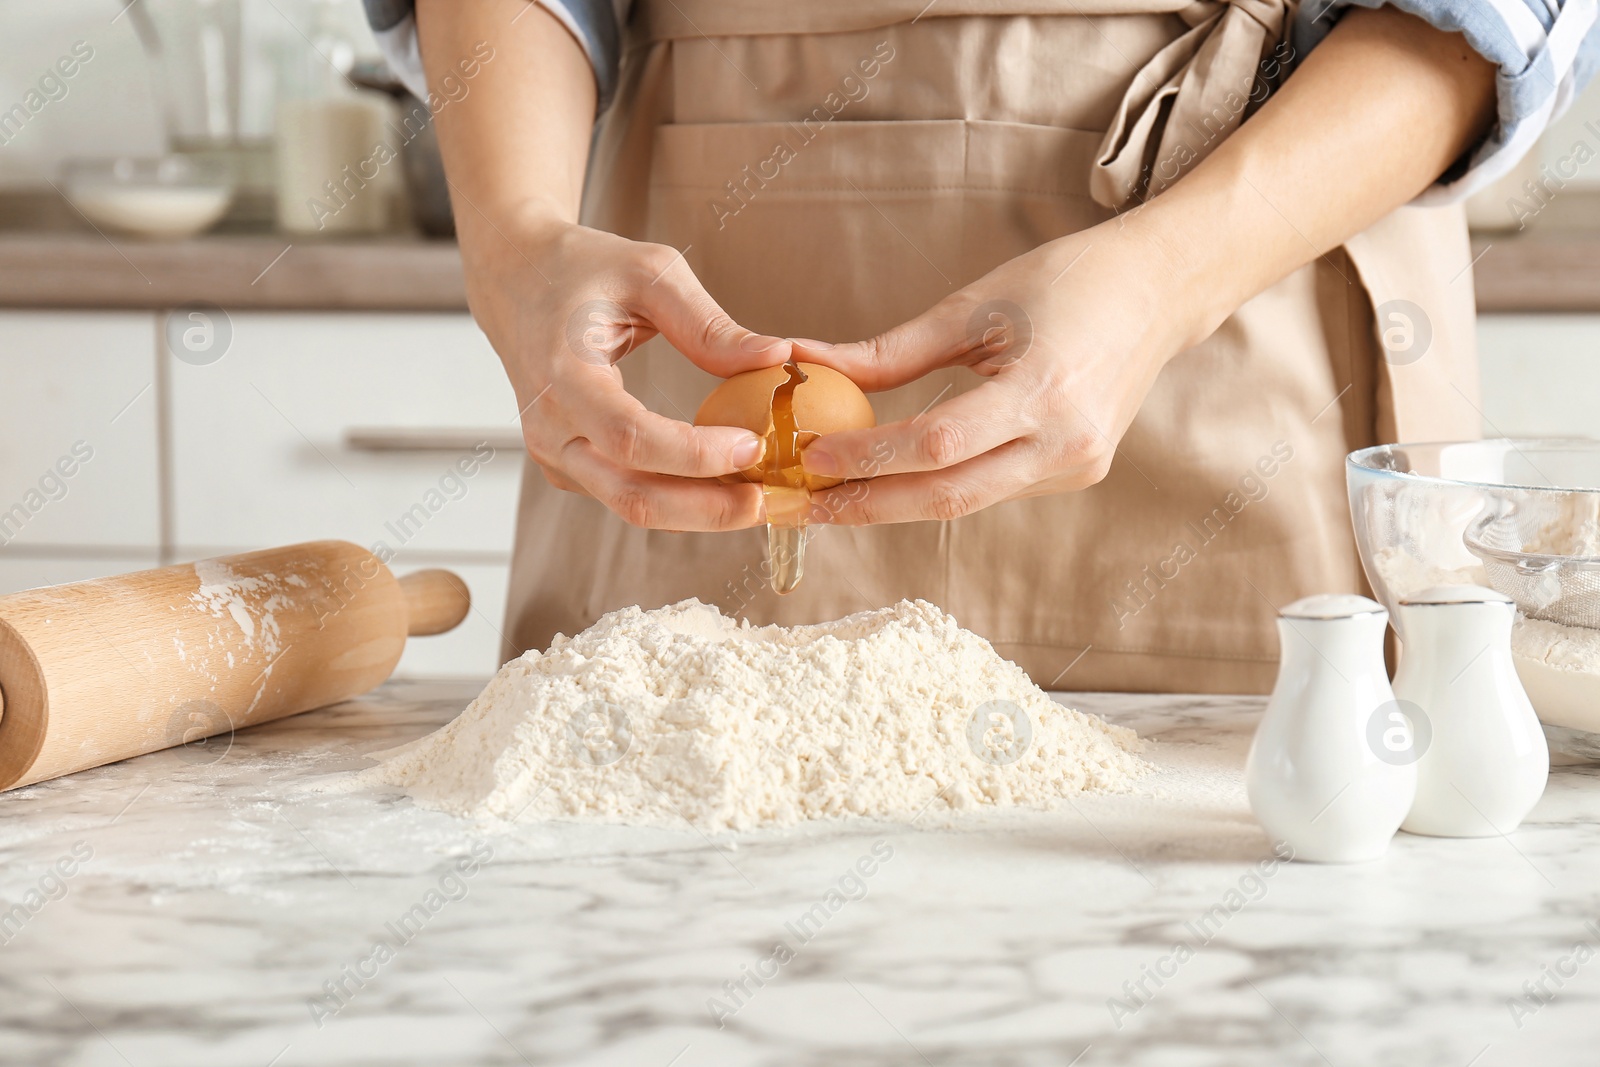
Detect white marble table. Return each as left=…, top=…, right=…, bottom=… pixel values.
left=2, top=682, right=1598, bottom=1067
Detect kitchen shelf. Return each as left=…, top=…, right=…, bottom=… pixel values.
left=1470, top=232, right=1600, bottom=313
left=0, top=232, right=467, bottom=312
left=2, top=221, right=1599, bottom=314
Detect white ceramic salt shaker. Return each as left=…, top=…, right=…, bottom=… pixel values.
left=1245, top=594, right=1415, bottom=862
left=1394, top=585, right=1549, bottom=837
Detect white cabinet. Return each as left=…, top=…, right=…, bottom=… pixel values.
left=0, top=553, right=162, bottom=594
left=0, top=310, right=521, bottom=679
left=1477, top=314, right=1600, bottom=438
left=167, top=312, right=522, bottom=557
left=165, top=312, right=522, bottom=678
left=395, top=562, right=513, bottom=678
left=0, top=311, right=161, bottom=550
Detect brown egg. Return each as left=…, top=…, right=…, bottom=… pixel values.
left=694, top=361, right=875, bottom=489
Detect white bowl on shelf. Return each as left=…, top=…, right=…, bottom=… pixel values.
left=60, top=156, right=234, bottom=239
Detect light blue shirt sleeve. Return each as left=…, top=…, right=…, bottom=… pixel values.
left=1295, top=0, right=1600, bottom=202
left=361, top=0, right=628, bottom=110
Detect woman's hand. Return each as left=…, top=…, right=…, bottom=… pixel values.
left=796, top=217, right=1214, bottom=524
left=418, top=0, right=789, bottom=532
left=466, top=215, right=791, bottom=531
left=797, top=3, right=1495, bottom=527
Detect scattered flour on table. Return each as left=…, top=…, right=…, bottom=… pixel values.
left=357, top=599, right=1149, bottom=830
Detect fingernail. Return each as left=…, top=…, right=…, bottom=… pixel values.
left=801, top=447, right=837, bottom=477
left=788, top=337, right=835, bottom=350
left=732, top=434, right=765, bottom=468
left=740, top=334, right=787, bottom=353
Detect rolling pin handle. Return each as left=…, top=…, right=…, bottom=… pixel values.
left=398, top=569, right=472, bottom=636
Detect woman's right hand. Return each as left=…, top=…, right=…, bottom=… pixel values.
left=417, top=0, right=786, bottom=530
left=463, top=214, right=791, bottom=531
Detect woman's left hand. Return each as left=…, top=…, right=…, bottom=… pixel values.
left=796, top=216, right=1221, bottom=525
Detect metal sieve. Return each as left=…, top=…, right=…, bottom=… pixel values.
left=1464, top=498, right=1600, bottom=629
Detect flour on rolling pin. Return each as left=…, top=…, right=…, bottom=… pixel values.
left=179, top=561, right=300, bottom=710
left=188, top=560, right=297, bottom=651
left=0, top=542, right=470, bottom=792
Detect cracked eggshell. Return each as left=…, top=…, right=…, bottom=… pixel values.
left=693, top=362, right=875, bottom=489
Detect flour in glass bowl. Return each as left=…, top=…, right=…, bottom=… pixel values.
left=1526, top=493, right=1600, bottom=557
left=359, top=599, right=1149, bottom=830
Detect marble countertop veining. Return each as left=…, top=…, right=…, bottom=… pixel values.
left=1, top=681, right=1599, bottom=1067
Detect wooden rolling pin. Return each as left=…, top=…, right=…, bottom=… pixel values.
left=0, top=541, right=470, bottom=792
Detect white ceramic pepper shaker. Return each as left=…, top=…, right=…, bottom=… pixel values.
left=1245, top=594, right=1416, bottom=862
left=1395, top=585, right=1549, bottom=837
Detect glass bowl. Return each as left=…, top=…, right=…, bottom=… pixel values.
left=1348, top=439, right=1600, bottom=753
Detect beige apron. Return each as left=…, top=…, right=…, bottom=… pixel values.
left=503, top=0, right=1482, bottom=693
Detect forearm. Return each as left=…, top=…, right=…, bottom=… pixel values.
left=407, top=1, right=781, bottom=532
left=1136, top=5, right=1497, bottom=346
left=414, top=0, right=595, bottom=243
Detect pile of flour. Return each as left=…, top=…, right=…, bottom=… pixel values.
left=360, top=599, right=1148, bottom=830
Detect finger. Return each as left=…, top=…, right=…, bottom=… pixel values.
left=561, top=298, right=661, bottom=368
left=790, top=295, right=977, bottom=392
left=801, top=378, right=1024, bottom=480
left=561, top=438, right=765, bottom=532
left=536, top=462, right=585, bottom=495
left=636, top=251, right=792, bottom=376
left=810, top=442, right=1067, bottom=526
left=571, top=375, right=766, bottom=477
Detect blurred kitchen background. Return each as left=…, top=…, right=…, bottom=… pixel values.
left=2, top=1, right=1600, bottom=679
left=0, top=0, right=518, bottom=678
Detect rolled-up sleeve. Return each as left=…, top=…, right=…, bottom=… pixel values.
left=1294, top=0, right=1600, bottom=203
left=361, top=0, right=627, bottom=110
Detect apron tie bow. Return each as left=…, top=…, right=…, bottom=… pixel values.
left=1091, top=0, right=1291, bottom=211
